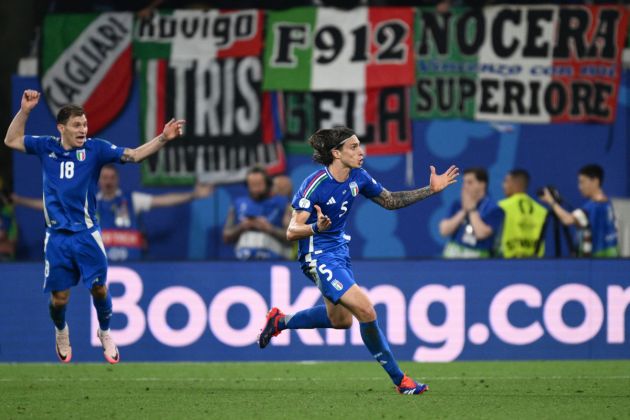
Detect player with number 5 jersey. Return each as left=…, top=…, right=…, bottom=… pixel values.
left=258, top=126, right=459, bottom=395
left=3, top=89, right=186, bottom=364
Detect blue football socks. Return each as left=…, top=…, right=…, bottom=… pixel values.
left=360, top=320, right=405, bottom=386
left=282, top=305, right=333, bottom=330
left=92, top=293, right=113, bottom=331
left=49, top=298, right=67, bottom=331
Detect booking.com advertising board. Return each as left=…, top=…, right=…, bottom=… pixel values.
left=0, top=260, right=629, bottom=363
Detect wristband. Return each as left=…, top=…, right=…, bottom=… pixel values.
left=311, top=222, right=319, bottom=234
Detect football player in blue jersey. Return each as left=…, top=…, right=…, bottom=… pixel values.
left=258, top=126, right=459, bottom=395
left=3, top=90, right=186, bottom=364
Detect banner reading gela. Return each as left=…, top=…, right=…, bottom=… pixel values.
left=413, top=5, right=630, bottom=123
left=263, top=7, right=415, bottom=91
left=41, top=13, right=133, bottom=133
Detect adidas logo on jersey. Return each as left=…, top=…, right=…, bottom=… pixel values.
left=326, top=197, right=336, bottom=205
left=48, top=152, right=58, bottom=160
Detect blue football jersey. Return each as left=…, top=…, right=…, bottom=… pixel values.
left=24, top=135, right=125, bottom=232
left=579, top=199, right=618, bottom=255
left=291, top=167, right=383, bottom=259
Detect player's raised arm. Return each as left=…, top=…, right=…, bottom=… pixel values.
left=121, top=118, right=186, bottom=163
left=4, top=90, right=40, bottom=153
left=371, top=165, right=459, bottom=210
left=286, top=205, right=331, bottom=241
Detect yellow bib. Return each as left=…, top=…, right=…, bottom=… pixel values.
left=498, top=193, right=548, bottom=258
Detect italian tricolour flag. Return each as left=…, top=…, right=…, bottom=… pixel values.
left=264, top=7, right=415, bottom=91
left=41, top=13, right=133, bottom=133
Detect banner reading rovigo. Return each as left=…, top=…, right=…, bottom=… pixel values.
left=134, top=10, right=284, bottom=185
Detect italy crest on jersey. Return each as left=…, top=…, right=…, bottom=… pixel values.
left=76, top=149, right=86, bottom=161
left=349, top=182, right=359, bottom=197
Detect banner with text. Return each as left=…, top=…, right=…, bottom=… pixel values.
left=263, top=7, right=415, bottom=91
left=412, top=5, right=629, bottom=123
left=1, top=260, right=628, bottom=362
left=41, top=13, right=133, bottom=133
left=279, top=88, right=412, bottom=155
left=134, top=10, right=284, bottom=185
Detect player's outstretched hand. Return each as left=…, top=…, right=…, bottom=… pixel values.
left=162, top=118, right=187, bottom=141
left=314, top=204, right=332, bottom=232
left=429, top=165, right=459, bottom=193
left=21, top=90, right=40, bottom=113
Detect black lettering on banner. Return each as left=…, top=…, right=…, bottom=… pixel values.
left=457, top=9, right=484, bottom=56
left=503, top=80, right=525, bottom=115
left=350, top=26, right=369, bottom=62
left=479, top=79, right=499, bottom=113
left=375, top=20, right=408, bottom=62
left=459, top=77, right=476, bottom=113
left=553, top=8, right=588, bottom=58
left=147, top=57, right=262, bottom=175
left=314, top=26, right=344, bottom=64
left=593, top=82, right=612, bottom=118
left=235, top=13, right=254, bottom=38
left=271, top=23, right=309, bottom=67
left=181, top=17, right=199, bottom=38
left=417, top=11, right=450, bottom=56
left=587, top=9, right=619, bottom=59
left=313, top=92, right=354, bottom=127
left=415, top=79, right=434, bottom=112
left=159, top=16, right=176, bottom=38
left=284, top=92, right=312, bottom=142
left=213, top=15, right=230, bottom=46
left=436, top=78, right=454, bottom=112
left=492, top=8, right=521, bottom=58
left=523, top=9, right=553, bottom=58
left=379, top=87, right=407, bottom=142
left=544, top=81, right=566, bottom=117
left=529, top=81, right=541, bottom=115
left=570, top=81, right=593, bottom=117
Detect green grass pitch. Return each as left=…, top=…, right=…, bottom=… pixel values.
left=1, top=360, right=629, bottom=419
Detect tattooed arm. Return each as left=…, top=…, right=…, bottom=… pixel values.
left=121, top=118, right=185, bottom=163
left=371, top=186, right=434, bottom=210
left=371, top=165, right=460, bottom=210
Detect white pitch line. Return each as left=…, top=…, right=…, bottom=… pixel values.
left=0, top=375, right=629, bottom=382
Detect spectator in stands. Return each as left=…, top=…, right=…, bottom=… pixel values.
left=223, top=166, right=292, bottom=260
left=0, top=177, right=18, bottom=261
left=498, top=169, right=548, bottom=258
left=439, top=167, right=503, bottom=258
left=540, top=164, right=619, bottom=257
left=272, top=174, right=293, bottom=200
left=12, top=164, right=212, bottom=261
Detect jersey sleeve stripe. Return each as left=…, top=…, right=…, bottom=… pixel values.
left=303, top=171, right=328, bottom=198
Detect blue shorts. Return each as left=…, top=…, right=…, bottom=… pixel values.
left=43, top=228, right=108, bottom=293
left=300, top=245, right=356, bottom=304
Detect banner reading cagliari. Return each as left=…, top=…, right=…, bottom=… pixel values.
left=413, top=5, right=629, bottom=123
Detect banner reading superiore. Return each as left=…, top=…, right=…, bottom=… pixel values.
left=413, top=5, right=629, bottom=123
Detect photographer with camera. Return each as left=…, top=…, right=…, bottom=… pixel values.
left=498, top=169, right=548, bottom=258
left=439, top=168, right=504, bottom=258
left=540, top=164, right=619, bottom=258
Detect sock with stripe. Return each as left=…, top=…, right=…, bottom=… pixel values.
left=360, top=320, right=405, bottom=386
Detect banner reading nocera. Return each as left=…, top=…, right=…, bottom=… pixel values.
left=412, top=5, right=629, bottom=123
